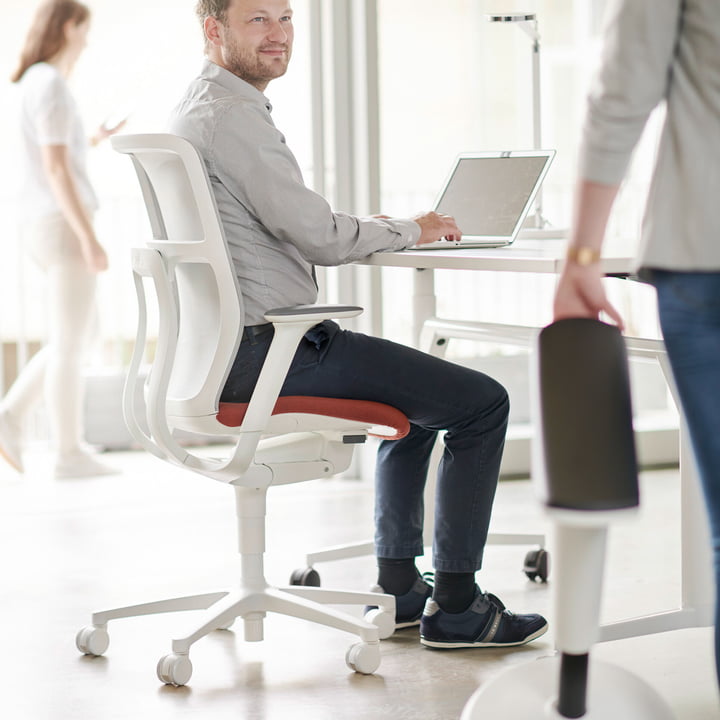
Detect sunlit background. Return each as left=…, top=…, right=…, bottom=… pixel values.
left=0, top=0, right=669, bottom=449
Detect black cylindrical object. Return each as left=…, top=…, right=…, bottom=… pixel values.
left=538, top=318, right=639, bottom=511
left=558, top=652, right=589, bottom=718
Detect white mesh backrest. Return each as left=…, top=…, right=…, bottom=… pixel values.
left=113, top=133, right=243, bottom=419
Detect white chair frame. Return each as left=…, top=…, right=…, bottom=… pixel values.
left=75, top=134, right=402, bottom=686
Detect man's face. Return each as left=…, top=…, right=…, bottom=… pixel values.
left=212, top=0, right=294, bottom=90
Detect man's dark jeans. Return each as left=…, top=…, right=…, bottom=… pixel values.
left=222, top=320, right=509, bottom=573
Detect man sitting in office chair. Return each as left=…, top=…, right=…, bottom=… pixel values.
left=169, top=0, right=548, bottom=650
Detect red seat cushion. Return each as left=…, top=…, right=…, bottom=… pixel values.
left=217, top=396, right=410, bottom=440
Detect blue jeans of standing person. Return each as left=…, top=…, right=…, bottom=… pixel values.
left=644, top=269, right=720, bottom=685
left=221, top=320, right=509, bottom=573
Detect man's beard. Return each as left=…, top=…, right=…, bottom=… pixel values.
left=222, top=32, right=291, bottom=88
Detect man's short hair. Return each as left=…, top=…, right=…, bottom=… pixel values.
left=195, top=0, right=232, bottom=50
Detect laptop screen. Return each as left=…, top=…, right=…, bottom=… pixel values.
left=434, top=152, right=554, bottom=242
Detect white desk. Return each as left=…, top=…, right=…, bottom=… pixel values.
left=363, top=238, right=630, bottom=273
left=356, top=238, right=714, bottom=643
left=361, top=239, right=631, bottom=346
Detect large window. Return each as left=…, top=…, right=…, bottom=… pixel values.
left=375, top=0, right=660, bottom=349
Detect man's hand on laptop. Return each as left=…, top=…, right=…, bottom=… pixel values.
left=413, top=212, right=462, bottom=245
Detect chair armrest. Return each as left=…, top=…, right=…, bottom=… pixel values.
left=180, top=303, right=367, bottom=482
left=194, top=303, right=366, bottom=481
left=237, top=304, right=363, bottom=435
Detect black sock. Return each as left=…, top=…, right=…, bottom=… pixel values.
left=432, top=571, right=476, bottom=613
left=376, top=557, right=419, bottom=596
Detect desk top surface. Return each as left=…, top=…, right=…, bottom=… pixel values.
left=357, top=239, right=634, bottom=275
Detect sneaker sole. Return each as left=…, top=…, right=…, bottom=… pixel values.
left=364, top=607, right=421, bottom=631
left=420, top=621, right=548, bottom=649
left=395, top=618, right=422, bottom=630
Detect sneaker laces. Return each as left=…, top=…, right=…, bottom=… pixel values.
left=481, top=591, right=512, bottom=617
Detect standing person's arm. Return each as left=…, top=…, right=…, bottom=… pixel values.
left=553, top=180, right=623, bottom=327
left=553, top=0, right=683, bottom=327
left=40, top=144, right=108, bottom=273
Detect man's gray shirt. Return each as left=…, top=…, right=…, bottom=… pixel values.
left=170, top=60, right=420, bottom=325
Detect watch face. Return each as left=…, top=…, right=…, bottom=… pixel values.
left=578, top=248, right=594, bottom=265
left=568, top=247, right=600, bottom=265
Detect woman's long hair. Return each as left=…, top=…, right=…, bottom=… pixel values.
left=10, top=0, right=90, bottom=83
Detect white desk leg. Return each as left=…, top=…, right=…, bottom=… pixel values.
left=679, top=422, right=715, bottom=621
left=599, top=354, right=714, bottom=642
left=413, top=266, right=442, bottom=553
left=413, top=268, right=437, bottom=349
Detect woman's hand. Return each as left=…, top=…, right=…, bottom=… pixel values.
left=80, top=237, right=109, bottom=273
left=90, top=116, right=128, bottom=146
left=553, top=262, right=624, bottom=329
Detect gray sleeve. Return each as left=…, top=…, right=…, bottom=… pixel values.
left=578, top=0, right=683, bottom=184
left=210, top=100, right=419, bottom=264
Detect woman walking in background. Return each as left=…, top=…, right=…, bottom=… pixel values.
left=0, top=0, right=122, bottom=478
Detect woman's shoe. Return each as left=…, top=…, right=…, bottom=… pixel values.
left=54, top=449, right=120, bottom=479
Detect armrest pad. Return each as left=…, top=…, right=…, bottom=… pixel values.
left=265, top=304, right=362, bottom=323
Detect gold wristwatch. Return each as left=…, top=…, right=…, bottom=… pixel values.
left=566, top=246, right=601, bottom=266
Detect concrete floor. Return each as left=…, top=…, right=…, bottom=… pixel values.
left=0, top=447, right=717, bottom=719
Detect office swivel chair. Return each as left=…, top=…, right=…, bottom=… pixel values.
left=461, top=319, right=674, bottom=719
left=75, top=133, right=408, bottom=686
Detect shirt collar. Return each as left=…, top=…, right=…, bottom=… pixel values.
left=200, top=58, right=273, bottom=112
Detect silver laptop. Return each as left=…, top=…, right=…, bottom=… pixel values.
left=415, top=150, right=555, bottom=250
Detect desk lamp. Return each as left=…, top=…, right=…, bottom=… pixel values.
left=486, top=12, right=563, bottom=237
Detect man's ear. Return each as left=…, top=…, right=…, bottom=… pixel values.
left=204, top=16, right=223, bottom=48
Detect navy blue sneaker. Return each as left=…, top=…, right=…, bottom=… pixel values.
left=366, top=573, right=433, bottom=629
left=420, top=586, right=548, bottom=648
